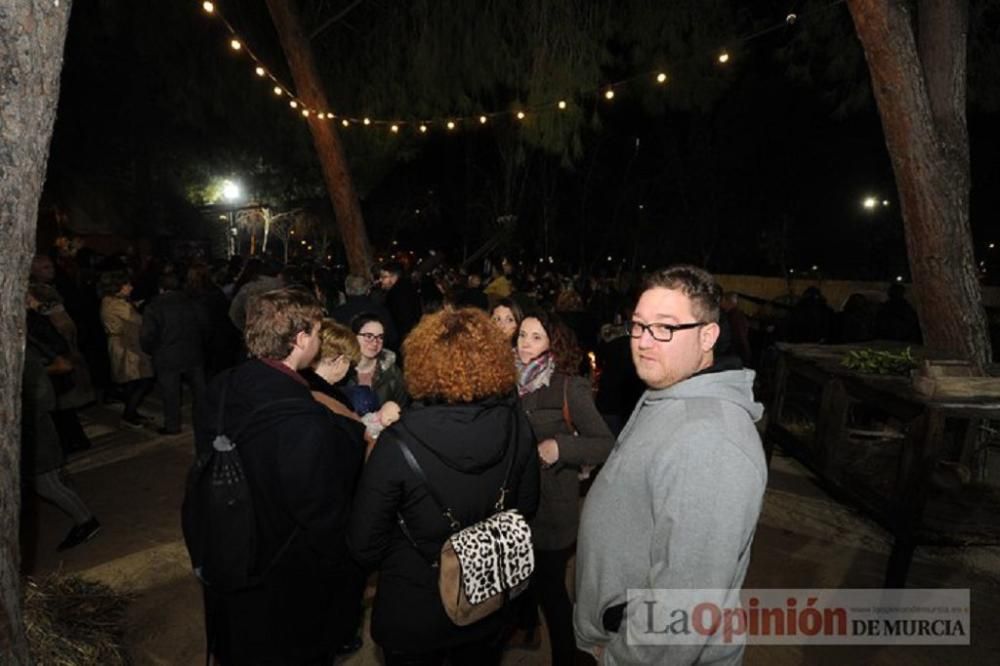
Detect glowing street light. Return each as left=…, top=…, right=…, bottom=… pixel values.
left=222, top=180, right=241, bottom=202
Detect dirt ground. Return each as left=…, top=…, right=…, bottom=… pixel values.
left=23, top=396, right=1000, bottom=665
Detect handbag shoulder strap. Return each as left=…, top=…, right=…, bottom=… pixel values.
left=394, top=406, right=520, bottom=532
left=561, top=376, right=574, bottom=432
left=395, top=435, right=461, bottom=531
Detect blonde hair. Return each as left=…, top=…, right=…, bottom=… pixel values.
left=318, top=319, right=361, bottom=364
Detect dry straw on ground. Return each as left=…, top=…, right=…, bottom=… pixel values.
left=24, top=573, right=132, bottom=665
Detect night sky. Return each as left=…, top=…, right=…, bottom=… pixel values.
left=41, top=0, right=1000, bottom=281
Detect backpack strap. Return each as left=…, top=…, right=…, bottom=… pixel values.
left=395, top=406, right=519, bottom=533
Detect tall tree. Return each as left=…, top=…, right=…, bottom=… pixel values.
left=0, top=1, right=72, bottom=662
left=265, top=0, right=372, bottom=276
left=847, top=0, right=992, bottom=369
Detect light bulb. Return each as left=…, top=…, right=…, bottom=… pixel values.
left=557, top=100, right=567, bottom=109
left=342, top=119, right=350, bottom=127
left=718, top=51, right=730, bottom=64
left=604, top=89, right=615, bottom=100
left=289, top=100, right=298, bottom=109
left=479, top=115, right=487, bottom=124
left=255, top=66, right=265, bottom=77
left=363, top=117, right=371, bottom=125
left=656, top=72, right=667, bottom=84
left=419, top=124, right=428, bottom=133
left=516, top=111, right=526, bottom=120
left=446, top=121, right=456, bottom=130
left=301, top=109, right=309, bottom=117
left=390, top=124, right=399, bottom=133
left=230, top=39, right=241, bottom=51
left=273, top=86, right=282, bottom=96
left=202, top=2, right=214, bottom=14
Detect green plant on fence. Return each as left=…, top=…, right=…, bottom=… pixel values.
left=841, top=347, right=918, bottom=376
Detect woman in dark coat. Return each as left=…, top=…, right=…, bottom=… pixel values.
left=349, top=307, right=540, bottom=666
left=514, top=310, right=615, bottom=666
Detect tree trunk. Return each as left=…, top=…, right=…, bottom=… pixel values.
left=265, top=0, right=372, bottom=277
left=847, top=0, right=991, bottom=370
left=0, top=1, right=72, bottom=662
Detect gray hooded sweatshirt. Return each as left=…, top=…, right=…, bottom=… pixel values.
left=574, top=368, right=767, bottom=665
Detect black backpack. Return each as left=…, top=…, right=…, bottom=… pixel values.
left=181, top=377, right=311, bottom=591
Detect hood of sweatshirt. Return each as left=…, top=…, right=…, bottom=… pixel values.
left=390, top=396, right=521, bottom=474
left=642, top=368, right=764, bottom=423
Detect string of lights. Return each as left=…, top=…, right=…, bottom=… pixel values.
left=198, top=0, right=845, bottom=133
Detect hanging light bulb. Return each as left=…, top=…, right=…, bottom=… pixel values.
left=557, top=100, right=567, bottom=110
left=342, top=119, right=350, bottom=127
left=316, top=112, right=325, bottom=119
left=202, top=2, right=215, bottom=14
left=604, top=88, right=615, bottom=100
left=230, top=39, right=241, bottom=51
left=289, top=100, right=298, bottom=109
left=479, top=115, right=487, bottom=124
left=255, top=66, right=265, bottom=77
left=363, top=117, right=371, bottom=126
left=516, top=111, right=526, bottom=120
left=301, top=109, right=310, bottom=117
left=446, top=120, right=456, bottom=130
left=390, top=124, right=399, bottom=133
left=718, top=50, right=730, bottom=64
left=419, top=124, right=428, bottom=133
left=273, top=86, right=282, bottom=96
left=656, top=72, right=668, bottom=84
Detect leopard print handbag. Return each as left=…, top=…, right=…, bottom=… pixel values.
left=394, top=415, right=534, bottom=626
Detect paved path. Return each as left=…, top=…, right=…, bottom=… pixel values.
left=24, top=395, right=1000, bottom=664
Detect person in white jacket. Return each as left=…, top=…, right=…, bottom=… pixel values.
left=574, top=265, right=767, bottom=665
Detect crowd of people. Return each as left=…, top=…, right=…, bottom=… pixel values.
left=21, top=239, right=928, bottom=664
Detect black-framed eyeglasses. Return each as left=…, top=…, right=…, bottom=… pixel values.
left=625, top=320, right=705, bottom=342
left=357, top=332, right=384, bottom=342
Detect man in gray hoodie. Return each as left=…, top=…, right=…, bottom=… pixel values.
left=574, top=265, right=767, bottom=665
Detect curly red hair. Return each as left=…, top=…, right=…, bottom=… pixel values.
left=403, top=307, right=516, bottom=403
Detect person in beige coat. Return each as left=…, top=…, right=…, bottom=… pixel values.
left=99, top=271, right=154, bottom=429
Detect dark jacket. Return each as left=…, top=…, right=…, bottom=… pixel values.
left=348, top=397, right=540, bottom=652
left=384, top=278, right=423, bottom=342
left=331, top=295, right=399, bottom=352
left=195, top=360, right=366, bottom=665
left=346, top=350, right=409, bottom=408
left=189, top=286, right=243, bottom=376
left=140, top=290, right=209, bottom=371
left=521, top=373, right=615, bottom=550
left=21, top=345, right=64, bottom=476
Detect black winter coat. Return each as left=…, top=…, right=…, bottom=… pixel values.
left=348, top=397, right=540, bottom=652
left=140, top=290, right=209, bottom=371
left=195, top=360, right=366, bottom=665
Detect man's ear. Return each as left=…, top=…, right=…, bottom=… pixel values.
left=292, top=329, right=309, bottom=351
left=701, top=322, right=720, bottom=352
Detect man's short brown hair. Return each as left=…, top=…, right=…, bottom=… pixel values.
left=643, top=265, right=722, bottom=323
left=245, top=288, right=323, bottom=360
left=404, top=307, right=516, bottom=403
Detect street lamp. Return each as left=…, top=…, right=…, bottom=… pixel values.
left=221, top=180, right=243, bottom=257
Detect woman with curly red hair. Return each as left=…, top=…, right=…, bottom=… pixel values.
left=348, top=307, right=540, bottom=665
left=514, top=309, right=614, bottom=666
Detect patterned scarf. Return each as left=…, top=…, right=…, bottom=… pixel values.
left=515, top=350, right=555, bottom=397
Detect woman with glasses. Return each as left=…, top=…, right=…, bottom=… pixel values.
left=347, top=312, right=408, bottom=410
left=513, top=310, right=614, bottom=666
